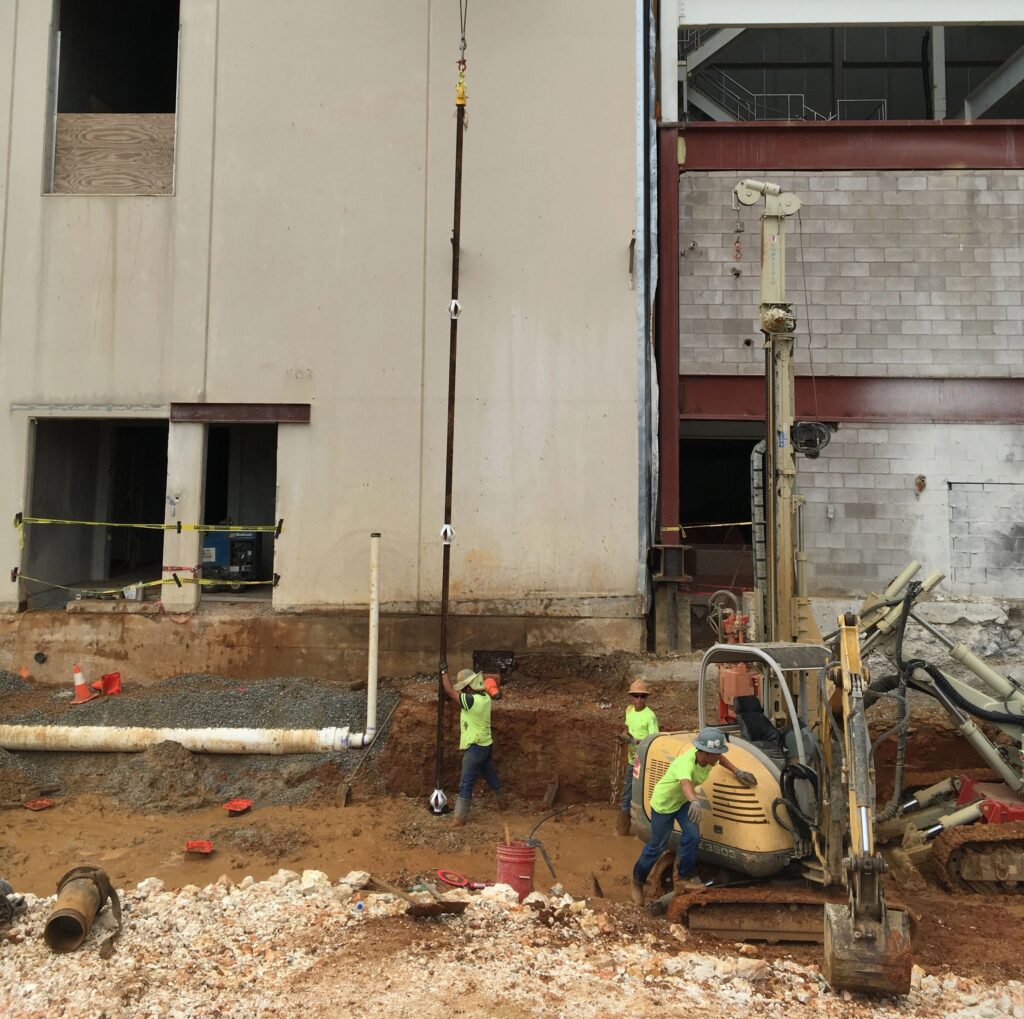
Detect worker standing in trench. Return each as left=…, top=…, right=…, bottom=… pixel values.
left=630, top=726, right=757, bottom=904
left=616, top=679, right=659, bottom=835
left=441, top=665, right=508, bottom=826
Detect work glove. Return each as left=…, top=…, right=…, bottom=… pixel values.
left=616, top=733, right=630, bottom=744
left=687, top=797, right=709, bottom=824
left=439, top=658, right=448, bottom=675
left=734, top=770, right=758, bottom=789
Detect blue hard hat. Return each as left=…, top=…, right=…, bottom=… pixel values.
left=695, top=726, right=729, bottom=754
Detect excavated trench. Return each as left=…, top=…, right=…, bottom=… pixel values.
left=2, top=667, right=1024, bottom=983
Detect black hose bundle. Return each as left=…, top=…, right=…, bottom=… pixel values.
left=772, top=762, right=819, bottom=841
left=871, top=582, right=918, bottom=822
left=908, top=659, right=1024, bottom=726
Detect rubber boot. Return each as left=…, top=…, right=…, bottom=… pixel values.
left=615, top=812, right=631, bottom=836
left=452, top=796, right=470, bottom=828
left=629, top=878, right=645, bottom=906
left=495, top=792, right=509, bottom=812
left=676, top=874, right=704, bottom=889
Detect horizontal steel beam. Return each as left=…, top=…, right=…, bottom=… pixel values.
left=169, top=403, right=311, bottom=424
left=673, top=0, right=1024, bottom=26
left=678, top=120, right=1024, bottom=170
left=679, top=376, right=1024, bottom=424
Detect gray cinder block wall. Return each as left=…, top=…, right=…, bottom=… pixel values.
left=680, top=170, right=1024, bottom=599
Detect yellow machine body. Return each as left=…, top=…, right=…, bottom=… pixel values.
left=633, top=730, right=799, bottom=879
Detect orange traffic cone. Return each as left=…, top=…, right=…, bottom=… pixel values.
left=71, top=664, right=97, bottom=704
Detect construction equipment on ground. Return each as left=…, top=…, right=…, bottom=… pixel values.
left=635, top=176, right=1024, bottom=990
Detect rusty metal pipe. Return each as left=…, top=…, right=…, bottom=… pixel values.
left=44, top=875, right=102, bottom=953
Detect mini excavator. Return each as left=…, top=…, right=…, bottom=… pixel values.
left=631, top=179, right=1024, bottom=996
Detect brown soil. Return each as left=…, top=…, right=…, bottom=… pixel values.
left=2, top=671, right=1023, bottom=986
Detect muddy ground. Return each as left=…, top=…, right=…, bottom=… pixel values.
left=2, top=666, right=1023, bottom=992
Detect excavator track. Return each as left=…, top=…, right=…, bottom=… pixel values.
left=664, top=885, right=918, bottom=944
left=932, top=822, right=1024, bottom=894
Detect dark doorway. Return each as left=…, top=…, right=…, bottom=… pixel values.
left=679, top=422, right=762, bottom=646
left=202, top=424, right=278, bottom=595
left=24, top=419, right=168, bottom=607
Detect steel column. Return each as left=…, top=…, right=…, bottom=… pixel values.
left=656, top=126, right=681, bottom=549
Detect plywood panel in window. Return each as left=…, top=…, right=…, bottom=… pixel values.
left=51, top=113, right=174, bottom=195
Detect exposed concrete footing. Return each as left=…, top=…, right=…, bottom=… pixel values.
left=0, top=606, right=646, bottom=686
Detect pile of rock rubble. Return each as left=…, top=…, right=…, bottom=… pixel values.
left=1, top=871, right=1021, bottom=1019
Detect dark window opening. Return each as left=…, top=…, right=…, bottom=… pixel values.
left=56, top=0, right=179, bottom=114
left=24, top=420, right=168, bottom=608
left=202, top=425, right=278, bottom=598
left=48, top=0, right=179, bottom=194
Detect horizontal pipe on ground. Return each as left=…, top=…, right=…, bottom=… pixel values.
left=0, top=725, right=374, bottom=755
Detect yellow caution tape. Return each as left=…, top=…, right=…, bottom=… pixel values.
left=661, top=521, right=752, bottom=535
left=15, top=514, right=283, bottom=535
left=17, top=573, right=279, bottom=597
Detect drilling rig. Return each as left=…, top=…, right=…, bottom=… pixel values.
left=632, top=177, right=1024, bottom=994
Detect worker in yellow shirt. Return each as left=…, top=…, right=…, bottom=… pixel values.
left=630, top=726, right=756, bottom=904
left=616, top=678, right=659, bottom=835
left=441, top=665, right=507, bottom=827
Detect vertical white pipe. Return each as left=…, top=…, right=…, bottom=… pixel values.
left=366, top=532, right=380, bottom=739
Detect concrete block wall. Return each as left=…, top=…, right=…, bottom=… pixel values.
left=799, top=423, right=1024, bottom=598
left=679, top=168, right=1024, bottom=600
left=679, top=170, right=1024, bottom=378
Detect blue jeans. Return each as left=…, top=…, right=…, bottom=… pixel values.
left=619, top=762, right=635, bottom=814
left=459, top=743, right=501, bottom=800
left=633, top=802, right=701, bottom=884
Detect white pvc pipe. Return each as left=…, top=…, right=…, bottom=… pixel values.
left=364, top=532, right=380, bottom=744
left=1, top=535, right=388, bottom=757
left=0, top=724, right=364, bottom=755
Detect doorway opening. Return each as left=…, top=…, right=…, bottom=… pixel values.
left=24, top=419, right=168, bottom=608
left=680, top=421, right=762, bottom=647
left=202, top=424, right=278, bottom=600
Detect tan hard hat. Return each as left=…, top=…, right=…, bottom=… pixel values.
left=455, top=668, right=485, bottom=692
left=628, top=678, right=650, bottom=695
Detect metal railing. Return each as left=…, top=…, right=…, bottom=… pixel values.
left=693, top=68, right=832, bottom=122
left=836, top=98, right=888, bottom=121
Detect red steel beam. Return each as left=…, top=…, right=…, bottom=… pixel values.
left=680, top=375, right=1024, bottom=424
left=657, top=127, right=682, bottom=546
left=170, top=403, right=311, bottom=424
left=679, top=121, right=1024, bottom=172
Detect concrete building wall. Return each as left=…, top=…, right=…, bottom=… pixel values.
left=678, top=168, right=1024, bottom=598
left=0, top=1, right=642, bottom=631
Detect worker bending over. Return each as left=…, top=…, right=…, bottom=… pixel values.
left=616, top=678, right=659, bottom=835
left=441, top=665, right=508, bottom=827
left=630, top=726, right=756, bottom=904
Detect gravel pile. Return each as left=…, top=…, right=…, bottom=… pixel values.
left=0, top=672, right=30, bottom=695
left=0, top=677, right=400, bottom=810
left=2, top=874, right=1022, bottom=1018
left=3, top=675, right=396, bottom=733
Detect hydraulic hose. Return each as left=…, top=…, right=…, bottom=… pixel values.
left=873, top=583, right=917, bottom=821
left=775, top=762, right=819, bottom=840
left=910, top=659, right=1024, bottom=727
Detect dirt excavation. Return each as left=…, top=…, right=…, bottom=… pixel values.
left=2, top=664, right=1024, bottom=1017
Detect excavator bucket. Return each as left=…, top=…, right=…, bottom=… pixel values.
left=822, top=902, right=913, bottom=996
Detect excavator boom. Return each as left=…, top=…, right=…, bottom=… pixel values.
left=822, top=614, right=913, bottom=996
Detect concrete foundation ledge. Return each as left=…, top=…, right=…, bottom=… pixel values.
left=0, top=606, right=645, bottom=686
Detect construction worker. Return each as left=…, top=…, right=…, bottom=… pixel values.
left=616, top=678, right=659, bottom=835
left=441, top=664, right=507, bottom=827
left=630, top=725, right=757, bottom=904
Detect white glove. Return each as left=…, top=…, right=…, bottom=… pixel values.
left=734, top=769, right=758, bottom=788
left=687, top=797, right=708, bottom=824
